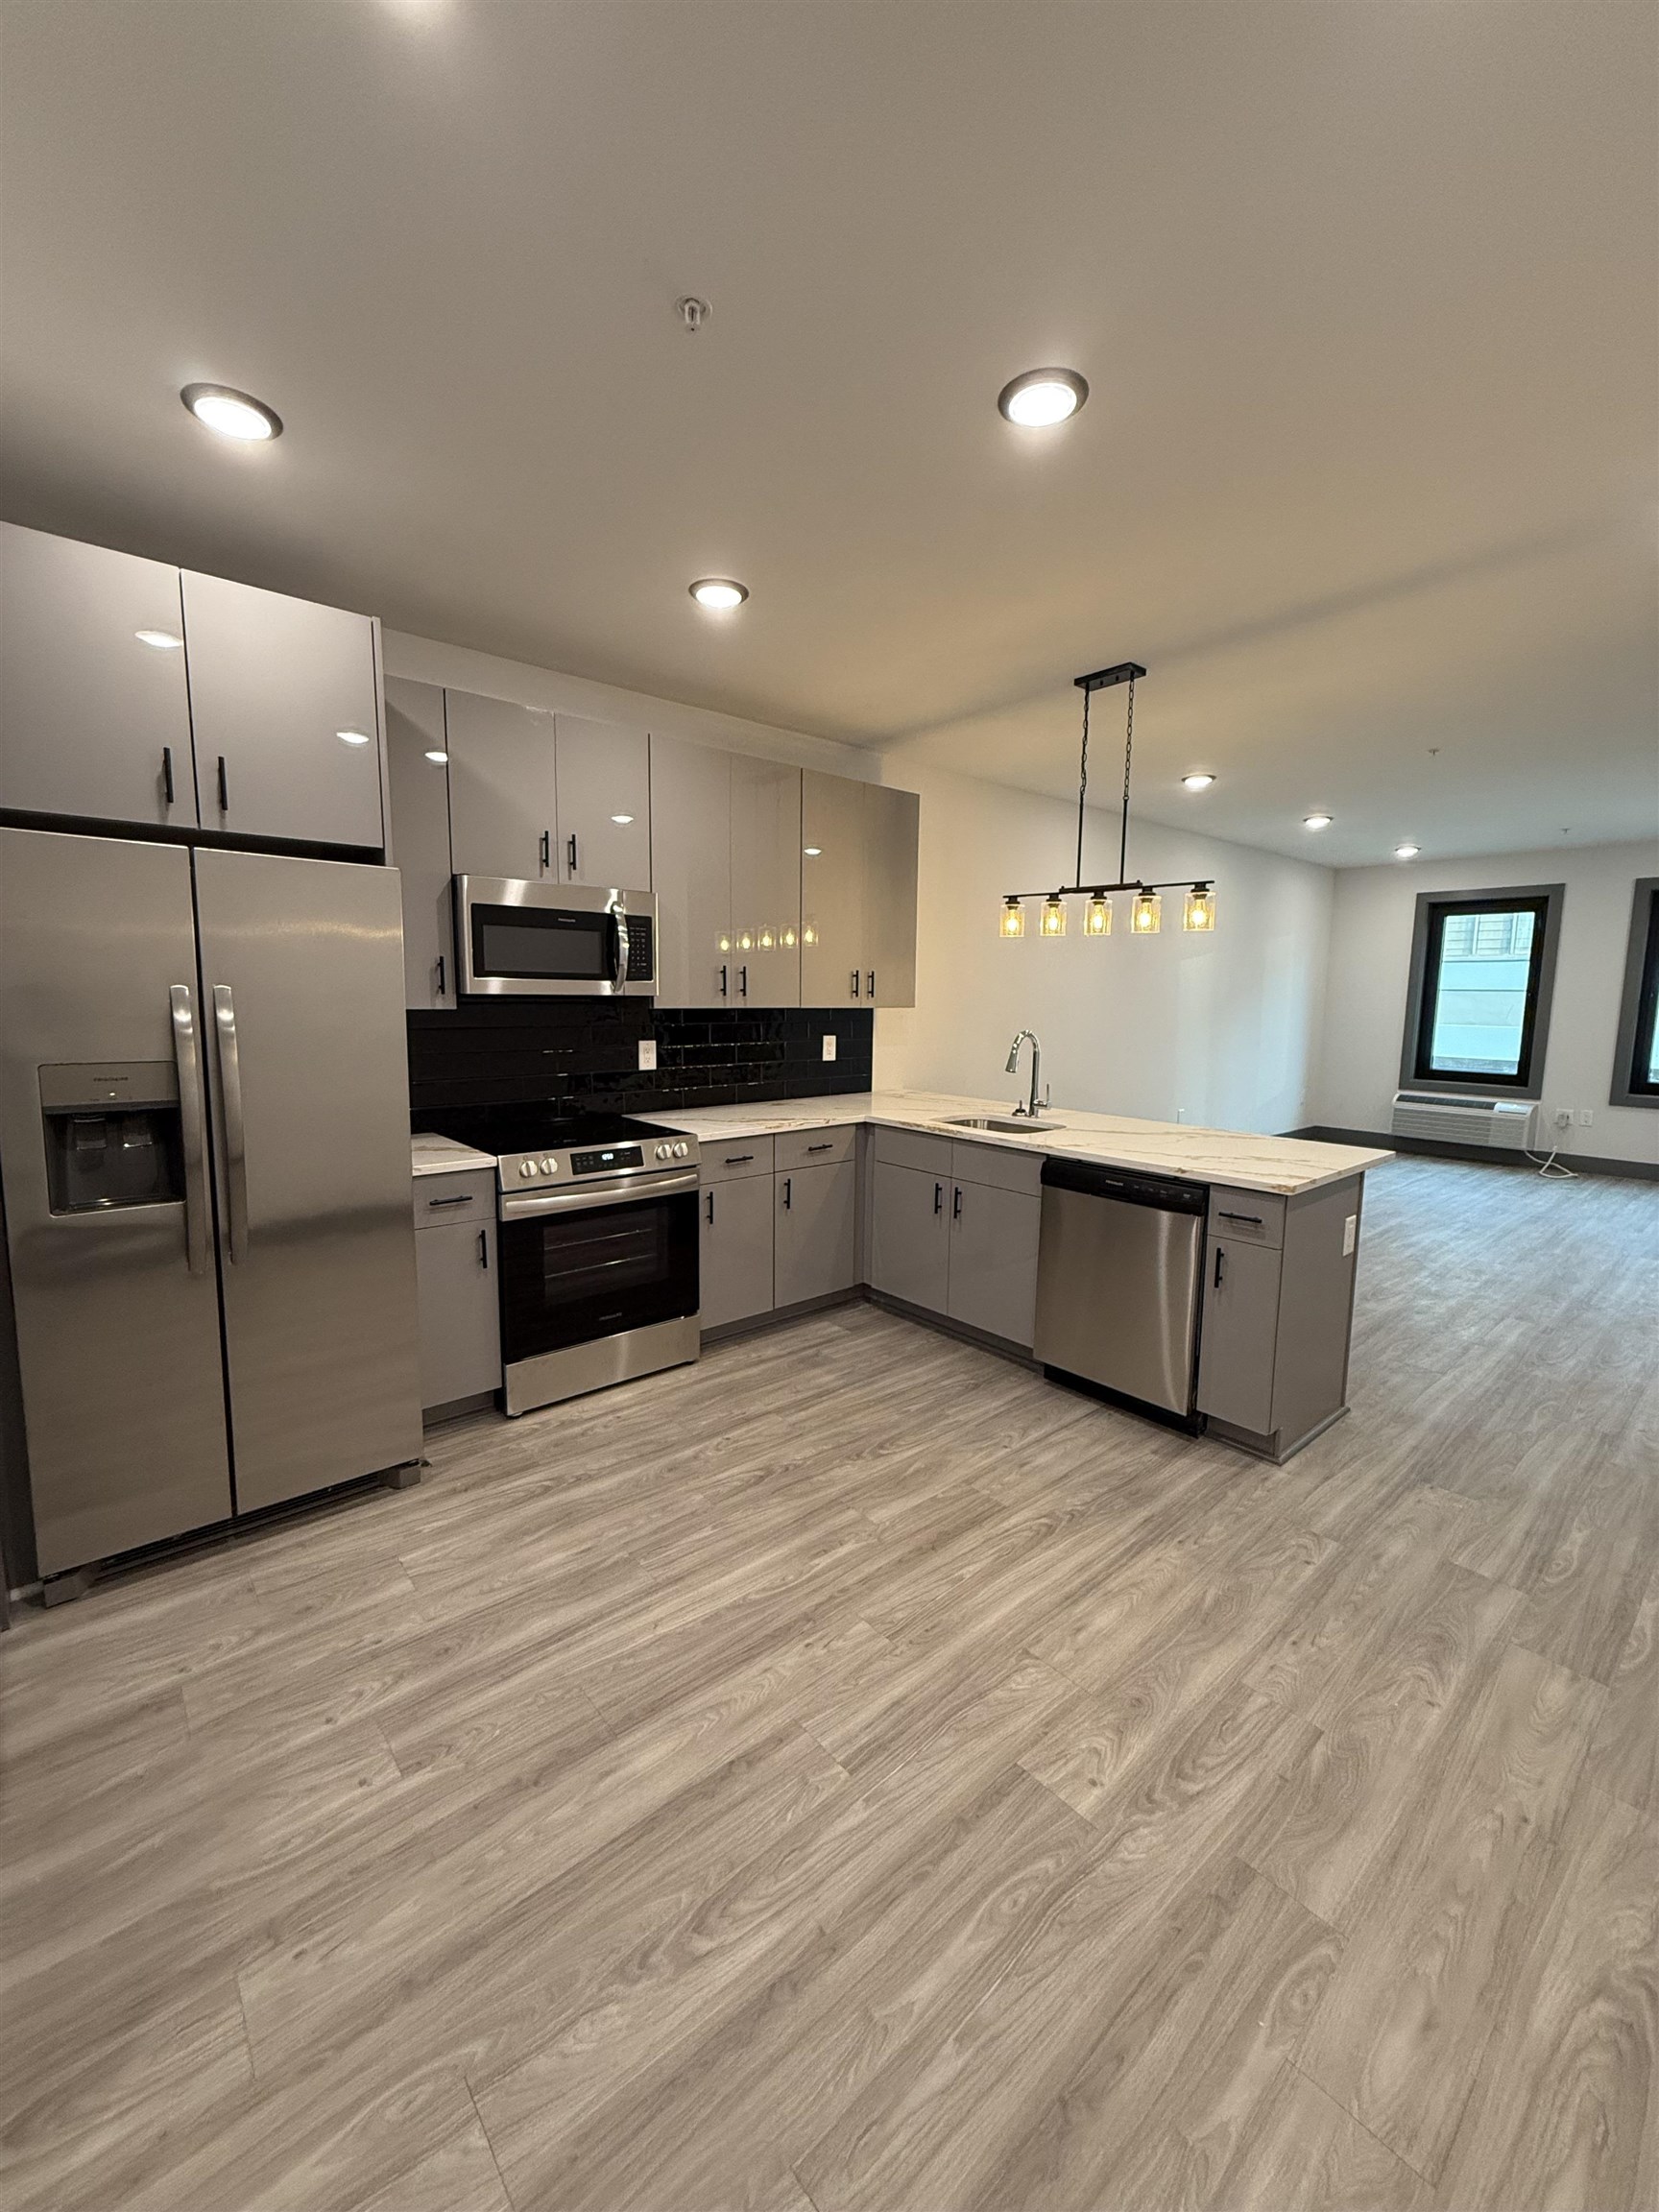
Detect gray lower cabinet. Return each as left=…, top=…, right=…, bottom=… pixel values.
left=384, top=678, right=455, bottom=1009
left=415, top=1187, right=500, bottom=1413
left=701, top=1171, right=775, bottom=1329
left=446, top=690, right=560, bottom=880
left=0, top=520, right=198, bottom=829
left=1195, top=1236, right=1281, bottom=1432
left=776, top=1159, right=857, bottom=1308
left=180, top=571, right=384, bottom=849
left=868, top=1159, right=951, bottom=1312
left=948, top=1179, right=1041, bottom=1348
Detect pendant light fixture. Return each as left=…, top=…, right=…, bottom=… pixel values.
left=998, top=662, right=1216, bottom=940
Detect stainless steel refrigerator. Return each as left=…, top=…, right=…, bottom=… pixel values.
left=0, top=826, right=421, bottom=1584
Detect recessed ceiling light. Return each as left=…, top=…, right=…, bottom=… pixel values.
left=689, top=578, right=748, bottom=611
left=1394, top=843, right=1420, bottom=859
left=997, top=368, right=1088, bottom=427
left=337, top=729, right=372, bottom=746
left=180, top=383, right=283, bottom=442
left=134, top=628, right=181, bottom=650
left=1303, top=813, right=1333, bottom=830
left=611, top=813, right=635, bottom=825
left=1181, top=772, right=1215, bottom=792
left=424, top=749, right=448, bottom=765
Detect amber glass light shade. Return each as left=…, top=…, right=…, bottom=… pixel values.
left=1183, top=884, right=1215, bottom=932
left=1084, top=894, right=1112, bottom=937
left=1040, top=895, right=1068, bottom=938
left=998, top=898, right=1025, bottom=939
left=1130, top=887, right=1162, bottom=934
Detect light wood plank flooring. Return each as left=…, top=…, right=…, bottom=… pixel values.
left=2, top=1155, right=1655, bottom=2211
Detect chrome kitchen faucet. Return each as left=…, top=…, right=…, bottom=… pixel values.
left=1006, top=1030, right=1049, bottom=1118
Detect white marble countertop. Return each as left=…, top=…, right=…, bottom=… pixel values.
left=654, top=1090, right=1391, bottom=1197
left=411, top=1134, right=498, bottom=1180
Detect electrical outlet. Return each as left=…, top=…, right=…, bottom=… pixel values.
left=637, top=1039, right=657, bottom=1071
left=821, top=1034, right=837, bottom=1062
left=1578, top=1109, right=1595, bottom=1127
left=1552, top=1107, right=1573, bottom=1130
left=1342, top=1214, right=1358, bottom=1257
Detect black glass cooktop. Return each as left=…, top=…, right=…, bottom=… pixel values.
left=421, top=1108, right=677, bottom=1158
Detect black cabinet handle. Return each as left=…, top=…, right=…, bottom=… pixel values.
left=724, top=1153, right=755, bottom=1165
left=567, top=832, right=579, bottom=876
left=782, top=1176, right=792, bottom=1212
left=851, top=970, right=860, bottom=998
left=478, top=1228, right=489, bottom=1270
left=162, top=746, right=175, bottom=805
left=718, top=963, right=729, bottom=998
left=867, top=971, right=877, bottom=1000
left=435, top=952, right=446, bottom=999
left=737, top=965, right=748, bottom=998
left=952, top=1185, right=963, bottom=1220
left=540, top=830, right=551, bottom=869
left=217, top=756, right=229, bottom=812
left=806, top=1142, right=833, bottom=1153
left=1218, top=1210, right=1262, bottom=1225
left=1214, top=1247, right=1226, bottom=1289
left=426, top=1192, right=474, bottom=1208
left=706, top=1190, right=715, bottom=1225
left=933, top=1181, right=943, bottom=1214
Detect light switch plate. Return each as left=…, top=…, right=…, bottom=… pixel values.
left=1342, top=1214, right=1358, bottom=1257
left=822, top=1035, right=837, bottom=1062
left=637, top=1039, right=657, bottom=1071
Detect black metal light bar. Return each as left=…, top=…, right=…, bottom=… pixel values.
left=1005, top=877, right=1214, bottom=899
left=1073, top=661, right=1146, bottom=693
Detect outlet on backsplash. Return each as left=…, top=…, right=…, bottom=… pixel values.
left=822, top=1035, right=837, bottom=1062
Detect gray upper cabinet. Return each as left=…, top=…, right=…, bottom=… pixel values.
left=800, top=770, right=866, bottom=1007
left=0, top=521, right=198, bottom=829
left=553, top=715, right=650, bottom=890
left=776, top=1158, right=858, bottom=1309
left=731, top=755, right=802, bottom=1007
left=384, top=678, right=455, bottom=1010
left=650, top=735, right=733, bottom=1008
left=864, top=782, right=919, bottom=1007
left=180, top=571, right=383, bottom=850
left=445, top=691, right=559, bottom=880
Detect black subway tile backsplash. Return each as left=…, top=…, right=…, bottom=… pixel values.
left=408, top=999, right=873, bottom=1131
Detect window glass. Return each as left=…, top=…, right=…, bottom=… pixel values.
left=1426, top=905, right=1537, bottom=1077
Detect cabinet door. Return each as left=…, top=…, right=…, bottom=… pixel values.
left=384, top=679, right=455, bottom=1010
left=416, top=1215, right=500, bottom=1409
left=868, top=1160, right=950, bottom=1313
left=180, top=571, right=383, bottom=848
left=701, top=1174, right=775, bottom=1329
left=948, top=1181, right=1041, bottom=1347
left=730, top=755, right=802, bottom=1007
left=445, top=690, right=559, bottom=880
left=1, top=521, right=198, bottom=829
left=800, top=771, right=866, bottom=1008
left=554, top=715, right=650, bottom=890
left=776, top=1159, right=857, bottom=1309
left=863, top=782, right=919, bottom=1006
left=1196, top=1237, right=1282, bottom=1434
left=650, top=735, right=732, bottom=1007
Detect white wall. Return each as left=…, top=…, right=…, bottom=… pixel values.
left=382, top=630, right=876, bottom=781
left=871, top=759, right=1334, bottom=1135
left=1311, top=840, right=1659, bottom=1167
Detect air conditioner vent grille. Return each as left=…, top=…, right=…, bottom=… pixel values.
left=1391, top=1093, right=1535, bottom=1151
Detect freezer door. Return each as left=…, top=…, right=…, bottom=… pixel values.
left=1033, top=1185, right=1204, bottom=1415
left=193, top=849, right=421, bottom=1511
left=0, top=828, right=230, bottom=1575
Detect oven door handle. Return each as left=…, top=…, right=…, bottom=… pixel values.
left=500, top=1166, right=701, bottom=1220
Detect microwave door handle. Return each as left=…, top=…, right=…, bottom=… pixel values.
left=613, top=909, right=630, bottom=993
left=169, top=984, right=209, bottom=1276
left=212, top=984, right=250, bottom=1263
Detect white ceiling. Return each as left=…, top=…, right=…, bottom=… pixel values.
left=2, top=0, right=1654, bottom=867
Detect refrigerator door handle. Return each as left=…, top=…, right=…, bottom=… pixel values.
left=212, top=983, right=250, bottom=1263
left=169, top=984, right=210, bottom=1277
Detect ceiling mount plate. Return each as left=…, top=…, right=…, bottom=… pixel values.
left=1074, top=661, right=1147, bottom=693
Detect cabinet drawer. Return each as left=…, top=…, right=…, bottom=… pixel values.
left=1206, top=1186, right=1285, bottom=1249
left=414, top=1170, right=496, bottom=1229
left=701, top=1135, right=776, bottom=1183
left=950, top=1140, right=1045, bottom=1196
left=871, top=1124, right=952, bottom=1176
left=777, top=1124, right=856, bottom=1171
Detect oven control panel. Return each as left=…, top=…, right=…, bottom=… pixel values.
left=570, top=1144, right=644, bottom=1176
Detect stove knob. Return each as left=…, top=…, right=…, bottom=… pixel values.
left=541, top=1156, right=557, bottom=1174
left=672, top=1141, right=689, bottom=1160
left=654, top=1142, right=672, bottom=1161
left=519, top=1160, right=537, bottom=1179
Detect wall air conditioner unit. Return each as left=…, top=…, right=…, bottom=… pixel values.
left=1390, top=1093, right=1537, bottom=1151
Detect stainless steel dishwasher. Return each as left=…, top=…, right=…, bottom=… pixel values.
left=1033, top=1159, right=1208, bottom=1422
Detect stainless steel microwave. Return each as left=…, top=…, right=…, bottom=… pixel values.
left=453, top=878, right=657, bottom=998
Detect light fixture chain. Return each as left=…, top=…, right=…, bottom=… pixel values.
left=1119, top=673, right=1135, bottom=883
left=1075, top=684, right=1091, bottom=885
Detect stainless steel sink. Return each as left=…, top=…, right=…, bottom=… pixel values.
left=942, top=1115, right=1066, bottom=1135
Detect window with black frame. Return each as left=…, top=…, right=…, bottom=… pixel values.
left=1399, top=884, right=1564, bottom=1099
left=1610, top=877, right=1659, bottom=1109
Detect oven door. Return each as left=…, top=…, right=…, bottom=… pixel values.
left=455, top=877, right=656, bottom=998
left=498, top=1171, right=700, bottom=1365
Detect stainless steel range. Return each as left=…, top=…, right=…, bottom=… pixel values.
left=485, top=1112, right=702, bottom=1414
